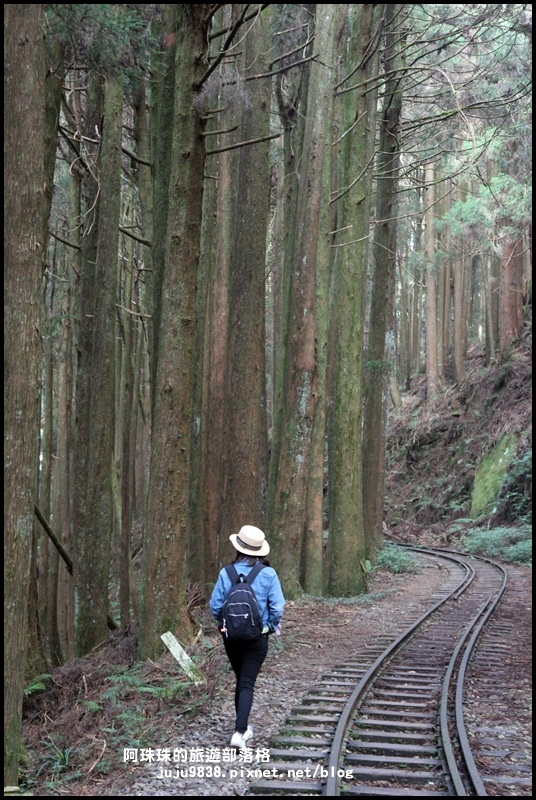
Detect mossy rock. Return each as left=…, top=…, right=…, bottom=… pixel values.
left=470, top=434, right=517, bottom=518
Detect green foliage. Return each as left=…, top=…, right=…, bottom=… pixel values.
left=446, top=518, right=474, bottom=536
left=376, top=544, right=418, bottom=574
left=46, top=4, right=162, bottom=81
left=440, top=171, right=531, bottom=248
left=24, top=674, right=53, bottom=698
left=500, top=449, right=532, bottom=523
left=33, top=735, right=79, bottom=786
left=80, top=699, right=102, bottom=714
left=487, top=173, right=532, bottom=227
left=459, top=524, right=532, bottom=564
left=440, top=193, right=493, bottom=240
left=103, top=664, right=190, bottom=705
left=365, top=359, right=395, bottom=376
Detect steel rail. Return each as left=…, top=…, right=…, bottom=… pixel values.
left=446, top=554, right=508, bottom=796
left=422, top=547, right=509, bottom=795
left=249, top=546, right=511, bottom=797
left=324, top=547, right=472, bottom=796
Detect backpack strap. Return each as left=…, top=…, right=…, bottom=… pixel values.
left=244, top=562, right=265, bottom=584
left=225, top=564, right=240, bottom=584
left=224, top=562, right=265, bottom=585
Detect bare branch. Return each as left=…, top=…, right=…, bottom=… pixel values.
left=122, top=145, right=152, bottom=167
left=49, top=229, right=81, bottom=250
left=269, top=34, right=315, bottom=68
left=116, top=303, right=152, bottom=319
left=245, top=53, right=319, bottom=82
left=206, top=131, right=281, bottom=156
left=209, top=4, right=271, bottom=41
left=119, top=226, right=151, bottom=247
left=196, top=5, right=269, bottom=90
left=201, top=124, right=239, bottom=137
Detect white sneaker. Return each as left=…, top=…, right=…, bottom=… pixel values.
left=230, top=727, right=253, bottom=750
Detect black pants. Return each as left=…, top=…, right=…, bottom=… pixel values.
left=223, top=635, right=269, bottom=734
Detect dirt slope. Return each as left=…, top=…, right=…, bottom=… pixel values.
left=384, top=340, right=532, bottom=543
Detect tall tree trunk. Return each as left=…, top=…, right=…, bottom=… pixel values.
left=220, top=8, right=271, bottom=549
left=117, top=227, right=135, bottom=629
left=522, top=225, right=531, bottom=313
left=39, top=296, right=56, bottom=663
left=424, top=160, right=440, bottom=399
left=32, top=41, right=66, bottom=675
left=191, top=6, right=228, bottom=590
left=149, top=5, right=177, bottom=415
left=453, top=242, right=467, bottom=384
left=499, top=233, right=524, bottom=358
left=453, top=178, right=471, bottom=384
left=482, top=252, right=497, bottom=364
left=139, top=6, right=209, bottom=659
left=436, top=174, right=451, bottom=382
left=270, top=4, right=340, bottom=597
left=453, top=253, right=466, bottom=385
left=490, top=250, right=501, bottom=358
left=410, top=199, right=424, bottom=380
left=268, top=4, right=312, bottom=570
left=398, top=240, right=412, bottom=389
left=436, top=173, right=448, bottom=385
left=75, top=75, right=122, bottom=655
left=4, top=4, right=46, bottom=785
left=206, top=54, right=233, bottom=572
left=363, top=3, right=405, bottom=562
left=55, top=264, right=75, bottom=660
left=131, top=73, right=154, bottom=577
left=72, top=72, right=103, bottom=652
left=303, top=5, right=338, bottom=593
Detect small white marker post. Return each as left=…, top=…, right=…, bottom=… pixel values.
left=160, top=631, right=205, bottom=686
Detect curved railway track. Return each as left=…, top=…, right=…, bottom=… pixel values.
left=248, top=545, right=524, bottom=797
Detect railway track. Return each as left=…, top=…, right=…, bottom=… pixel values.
left=247, top=545, right=526, bottom=796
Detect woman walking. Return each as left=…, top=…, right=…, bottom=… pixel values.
left=210, top=525, right=286, bottom=751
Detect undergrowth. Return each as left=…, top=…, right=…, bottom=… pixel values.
left=20, top=643, right=218, bottom=795
left=457, top=524, right=532, bottom=565
left=376, top=544, right=419, bottom=574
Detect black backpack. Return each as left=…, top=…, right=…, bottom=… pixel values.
left=222, top=562, right=265, bottom=642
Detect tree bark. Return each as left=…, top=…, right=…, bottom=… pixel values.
left=149, top=5, right=177, bottom=414
left=55, top=260, right=75, bottom=660
left=4, top=4, right=46, bottom=785
left=220, top=6, right=271, bottom=550
left=453, top=243, right=467, bottom=384
left=72, top=71, right=103, bottom=651
left=424, top=160, right=440, bottom=399
left=363, top=3, right=405, bottom=562
left=268, top=4, right=312, bottom=570
left=270, top=4, right=340, bottom=597
left=75, top=74, right=122, bottom=655
left=191, top=5, right=229, bottom=589
left=139, top=6, right=210, bottom=659
left=499, top=233, right=524, bottom=358
left=206, top=53, right=233, bottom=572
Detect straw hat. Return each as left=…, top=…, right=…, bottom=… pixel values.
left=229, top=525, right=270, bottom=557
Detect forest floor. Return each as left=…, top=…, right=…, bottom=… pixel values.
left=20, top=339, right=532, bottom=796
left=21, top=561, right=532, bottom=797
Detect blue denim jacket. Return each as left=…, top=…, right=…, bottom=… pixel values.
left=210, top=559, right=286, bottom=632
